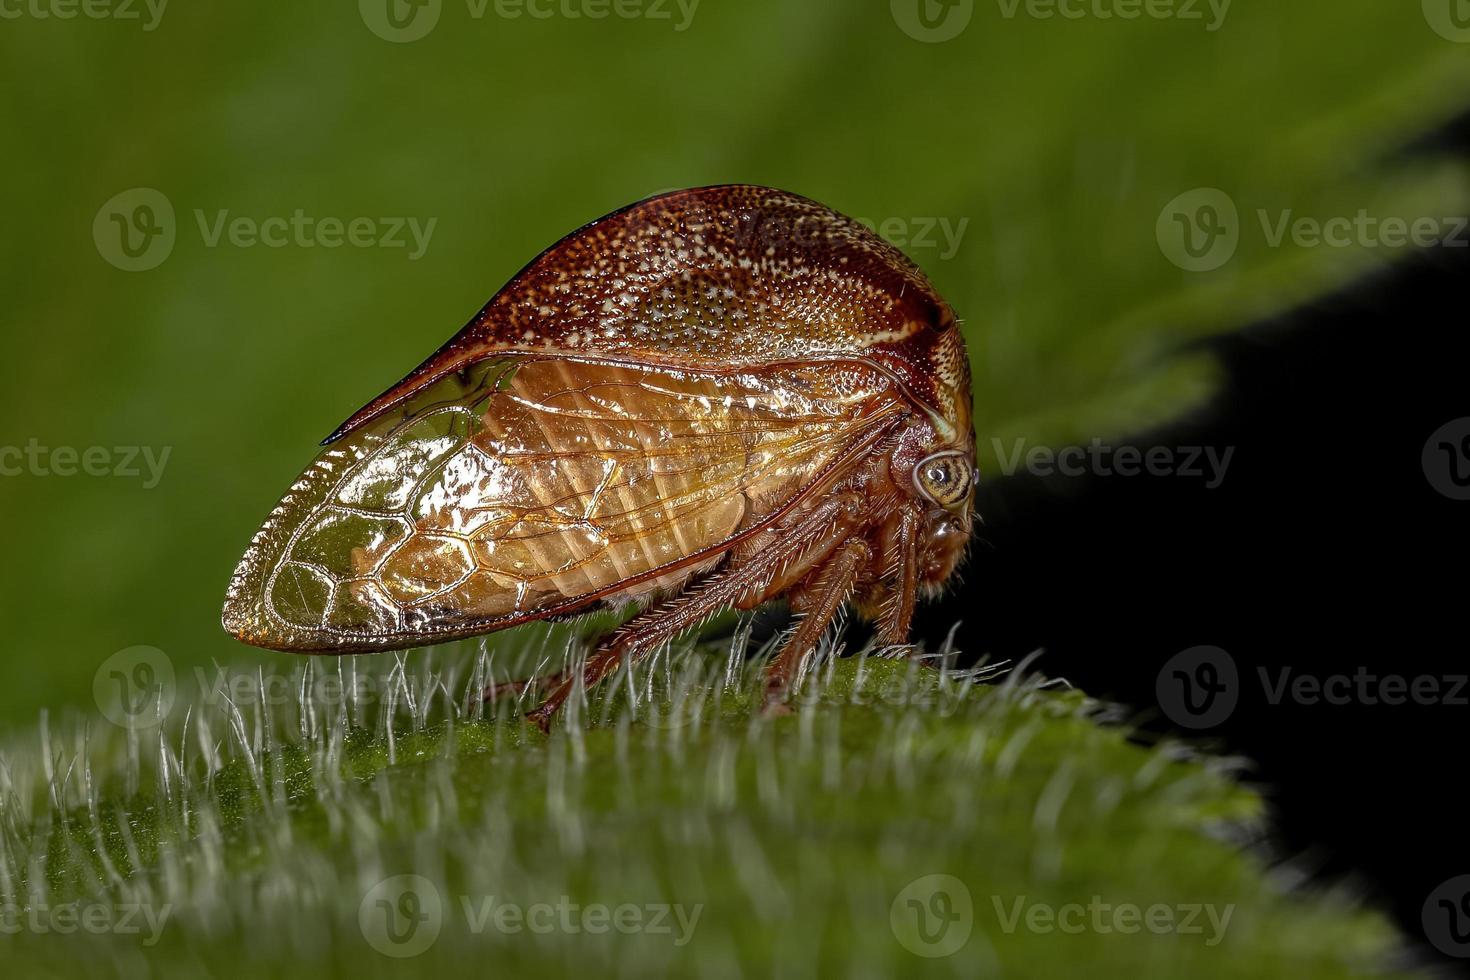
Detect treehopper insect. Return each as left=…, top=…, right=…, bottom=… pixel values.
left=222, top=185, right=977, bottom=729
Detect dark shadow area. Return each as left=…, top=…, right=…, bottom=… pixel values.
left=918, top=238, right=1468, bottom=964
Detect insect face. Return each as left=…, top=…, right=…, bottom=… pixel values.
left=897, top=440, right=976, bottom=593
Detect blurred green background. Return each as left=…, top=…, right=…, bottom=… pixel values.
left=0, top=1, right=1466, bottom=726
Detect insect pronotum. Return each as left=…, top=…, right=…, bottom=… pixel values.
left=222, top=185, right=977, bottom=729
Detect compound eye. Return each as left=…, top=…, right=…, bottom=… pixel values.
left=914, top=452, right=974, bottom=508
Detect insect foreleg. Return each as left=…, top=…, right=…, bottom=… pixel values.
left=874, top=507, right=922, bottom=648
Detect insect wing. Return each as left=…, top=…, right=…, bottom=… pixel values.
left=223, top=356, right=900, bottom=651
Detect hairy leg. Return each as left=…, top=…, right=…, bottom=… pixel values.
left=874, top=506, right=921, bottom=647
left=522, top=494, right=866, bottom=731
left=762, top=538, right=870, bottom=708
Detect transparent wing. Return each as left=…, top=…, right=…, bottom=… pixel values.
left=223, top=356, right=900, bottom=651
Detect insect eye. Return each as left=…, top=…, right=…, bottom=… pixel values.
left=914, top=452, right=973, bottom=508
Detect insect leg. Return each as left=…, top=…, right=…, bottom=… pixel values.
left=874, top=506, right=921, bottom=647
left=762, top=538, right=870, bottom=709
left=524, top=494, right=862, bottom=731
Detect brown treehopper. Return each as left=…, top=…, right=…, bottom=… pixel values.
left=223, top=186, right=977, bottom=729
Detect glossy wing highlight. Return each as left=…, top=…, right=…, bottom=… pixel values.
left=223, top=357, right=900, bottom=651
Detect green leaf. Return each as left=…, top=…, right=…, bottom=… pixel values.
left=0, top=640, right=1418, bottom=976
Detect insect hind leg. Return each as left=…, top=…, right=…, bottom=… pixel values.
left=761, top=538, right=870, bottom=711
left=524, top=494, right=865, bottom=732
